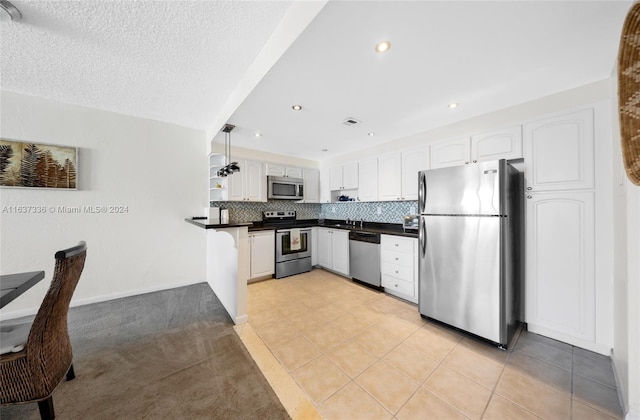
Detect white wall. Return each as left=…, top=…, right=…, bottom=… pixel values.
left=210, top=142, right=319, bottom=169
left=0, top=91, right=207, bottom=319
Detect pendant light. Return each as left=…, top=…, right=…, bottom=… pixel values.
left=217, top=124, right=239, bottom=177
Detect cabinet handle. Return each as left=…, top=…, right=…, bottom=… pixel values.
left=395, top=244, right=399, bottom=247
left=527, top=195, right=532, bottom=199
left=395, top=284, right=398, bottom=287
left=395, top=257, right=399, bottom=260
left=473, top=160, right=477, bottom=163
left=395, top=270, right=399, bottom=274
left=527, top=187, right=532, bottom=191
left=465, top=161, right=469, bottom=164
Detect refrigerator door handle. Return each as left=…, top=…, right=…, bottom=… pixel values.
left=418, top=172, right=426, bottom=212
left=419, top=219, right=427, bottom=256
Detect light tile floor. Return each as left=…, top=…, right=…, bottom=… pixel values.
left=247, top=269, right=623, bottom=419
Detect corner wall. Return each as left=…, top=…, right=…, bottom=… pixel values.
left=0, top=91, right=208, bottom=319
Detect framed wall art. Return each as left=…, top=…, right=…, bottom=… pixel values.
left=0, top=139, right=78, bottom=189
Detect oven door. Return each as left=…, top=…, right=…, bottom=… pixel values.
left=276, top=229, right=312, bottom=262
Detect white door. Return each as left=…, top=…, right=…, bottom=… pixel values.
left=471, top=125, right=523, bottom=163
left=329, top=166, right=343, bottom=190
left=285, top=167, right=303, bottom=178
left=303, top=168, right=320, bottom=203
left=358, top=158, right=378, bottom=201
left=265, top=164, right=285, bottom=177
left=378, top=153, right=402, bottom=201
left=525, top=190, right=595, bottom=342
left=524, top=109, right=594, bottom=191
left=244, top=160, right=264, bottom=202
left=401, top=148, right=430, bottom=200
left=250, top=231, right=275, bottom=278
left=228, top=161, right=244, bottom=201
left=342, top=162, right=359, bottom=189
left=331, top=230, right=350, bottom=276
left=430, top=137, right=471, bottom=169
left=317, top=228, right=332, bottom=268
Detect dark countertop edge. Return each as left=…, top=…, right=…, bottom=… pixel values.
left=246, top=218, right=418, bottom=238
left=184, top=218, right=254, bottom=229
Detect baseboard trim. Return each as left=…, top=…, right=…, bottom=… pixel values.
left=0, top=279, right=206, bottom=321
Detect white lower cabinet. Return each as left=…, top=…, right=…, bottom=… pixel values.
left=249, top=230, right=275, bottom=280
left=317, top=228, right=349, bottom=276
left=525, top=190, right=595, bottom=342
left=381, top=235, right=418, bottom=303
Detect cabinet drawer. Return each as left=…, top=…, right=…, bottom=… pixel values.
left=382, top=274, right=414, bottom=297
left=381, top=235, right=415, bottom=254
left=381, top=261, right=413, bottom=282
left=381, top=250, right=413, bottom=267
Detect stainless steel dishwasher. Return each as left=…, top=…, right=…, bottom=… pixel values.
left=349, top=231, right=381, bottom=288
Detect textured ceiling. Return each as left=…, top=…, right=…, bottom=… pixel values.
left=0, top=0, right=293, bottom=130
left=0, top=1, right=634, bottom=162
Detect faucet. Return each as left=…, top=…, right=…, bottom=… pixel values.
left=359, top=219, right=363, bottom=229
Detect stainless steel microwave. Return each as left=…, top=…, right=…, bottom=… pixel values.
left=267, top=176, right=304, bottom=200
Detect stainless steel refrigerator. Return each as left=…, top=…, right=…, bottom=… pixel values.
left=418, top=159, right=522, bottom=348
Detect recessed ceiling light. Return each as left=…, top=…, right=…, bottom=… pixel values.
left=368, top=132, right=375, bottom=136
left=375, top=41, right=391, bottom=53
left=292, top=104, right=302, bottom=111
left=255, top=132, right=262, bottom=137
left=448, top=103, right=459, bottom=109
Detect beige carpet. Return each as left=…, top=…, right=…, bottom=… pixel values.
left=0, top=320, right=290, bottom=419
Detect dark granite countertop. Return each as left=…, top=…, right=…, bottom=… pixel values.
left=184, top=218, right=254, bottom=229
left=246, top=218, right=418, bottom=238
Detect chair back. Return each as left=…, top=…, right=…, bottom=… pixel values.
left=25, top=241, right=87, bottom=395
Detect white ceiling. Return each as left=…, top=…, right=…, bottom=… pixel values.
left=1, top=1, right=633, bottom=161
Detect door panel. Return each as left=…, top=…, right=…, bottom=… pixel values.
left=419, top=215, right=501, bottom=343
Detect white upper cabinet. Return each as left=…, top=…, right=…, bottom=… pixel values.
left=228, top=159, right=265, bottom=202
left=471, top=125, right=523, bottom=163
left=358, top=158, right=378, bottom=201
left=302, top=168, right=320, bottom=203
left=523, top=109, right=594, bottom=191
left=401, top=147, right=430, bottom=200
left=378, top=153, right=402, bottom=201
left=431, top=126, right=523, bottom=169
left=376, top=148, right=429, bottom=201
left=430, top=137, right=471, bottom=169
left=265, top=163, right=303, bottom=178
left=329, top=162, right=359, bottom=190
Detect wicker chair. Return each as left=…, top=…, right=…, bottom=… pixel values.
left=0, top=241, right=87, bottom=419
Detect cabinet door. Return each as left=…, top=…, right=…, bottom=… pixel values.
left=303, top=168, right=320, bottom=203
left=286, top=167, right=303, bottom=178
left=342, top=162, right=359, bottom=189
left=471, top=125, right=523, bottom=163
left=401, top=148, right=430, bottom=200
left=358, top=158, right=378, bottom=201
left=525, top=191, right=595, bottom=342
left=430, top=137, right=471, bottom=169
left=331, top=230, right=350, bottom=276
left=244, top=160, right=265, bottom=202
left=524, top=109, right=594, bottom=191
left=378, top=154, right=402, bottom=201
left=265, top=164, right=285, bottom=177
left=228, top=167, right=244, bottom=201
left=329, top=166, right=343, bottom=190
left=317, top=228, right=332, bottom=268
left=250, top=231, right=275, bottom=278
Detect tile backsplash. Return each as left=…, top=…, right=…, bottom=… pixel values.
left=210, top=200, right=418, bottom=224
left=319, top=200, right=418, bottom=224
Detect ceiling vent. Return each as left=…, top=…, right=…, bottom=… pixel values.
left=341, top=117, right=361, bottom=127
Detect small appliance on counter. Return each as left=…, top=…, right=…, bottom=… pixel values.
left=403, top=215, right=419, bottom=233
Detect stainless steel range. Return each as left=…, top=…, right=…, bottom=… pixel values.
left=263, top=211, right=312, bottom=279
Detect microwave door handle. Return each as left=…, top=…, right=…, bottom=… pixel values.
left=298, top=184, right=304, bottom=198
